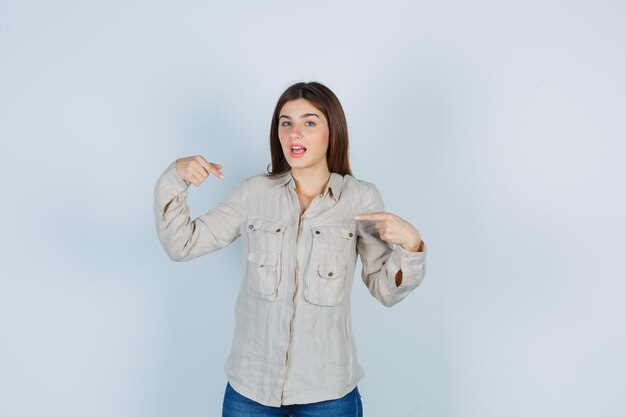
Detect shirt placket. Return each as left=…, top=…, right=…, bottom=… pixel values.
left=279, top=182, right=327, bottom=403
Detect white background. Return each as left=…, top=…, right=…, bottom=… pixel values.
left=1, top=1, right=625, bottom=416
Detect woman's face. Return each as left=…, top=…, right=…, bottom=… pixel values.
left=277, top=98, right=330, bottom=173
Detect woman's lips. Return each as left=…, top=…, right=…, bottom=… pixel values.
left=290, top=146, right=307, bottom=158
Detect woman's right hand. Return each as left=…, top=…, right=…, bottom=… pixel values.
left=175, top=155, right=224, bottom=187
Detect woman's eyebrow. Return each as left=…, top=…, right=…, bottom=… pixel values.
left=279, top=113, right=320, bottom=119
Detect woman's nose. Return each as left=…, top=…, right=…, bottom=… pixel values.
left=290, top=126, right=303, bottom=139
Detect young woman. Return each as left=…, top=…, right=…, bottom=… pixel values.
left=153, top=81, right=427, bottom=417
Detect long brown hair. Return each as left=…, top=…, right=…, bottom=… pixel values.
left=266, top=81, right=353, bottom=178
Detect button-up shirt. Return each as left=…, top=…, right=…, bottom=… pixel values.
left=153, top=160, right=427, bottom=407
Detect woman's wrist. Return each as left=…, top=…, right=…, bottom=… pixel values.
left=401, top=237, right=424, bottom=252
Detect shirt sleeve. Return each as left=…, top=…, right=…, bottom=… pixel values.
left=153, top=160, right=247, bottom=261
left=356, top=182, right=427, bottom=307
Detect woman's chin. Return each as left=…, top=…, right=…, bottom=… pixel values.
left=284, top=154, right=326, bottom=171
left=286, top=156, right=306, bottom=167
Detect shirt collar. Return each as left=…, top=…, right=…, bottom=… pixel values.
left=271, top=171, right=344, bottom=201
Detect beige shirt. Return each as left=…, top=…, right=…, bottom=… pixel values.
left=153, top=160, right=427, bottom=407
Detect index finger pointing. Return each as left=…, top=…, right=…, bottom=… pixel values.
left=354, top=212, right=388, bottom=221
left=210, top=166, right=225, bottom=179
left=198, top=158, right=224, bottom=179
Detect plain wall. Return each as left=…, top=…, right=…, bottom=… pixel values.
left=1, top=1, right=625, bottom=416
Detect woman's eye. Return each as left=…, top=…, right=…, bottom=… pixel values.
left=280, top=121, right=291, bottom=127
left=305, top=121, right=316, bottom=126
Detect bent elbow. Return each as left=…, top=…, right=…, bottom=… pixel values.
left=163, top=245, right=193, bottom=262
left=380, top=297, right=401, bottom=308
left=167, top=252, right=187, bottom=262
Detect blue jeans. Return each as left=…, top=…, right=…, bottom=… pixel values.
left=222, top=382, right=363, bottom=417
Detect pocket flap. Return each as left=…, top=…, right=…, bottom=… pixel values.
left=317, top=264, right=345, bottom=279
left=311, top=223, right=356, bottom=240
left=247, top=251, right=278, bottom=267
left=246, top=216, right=287, bottom=234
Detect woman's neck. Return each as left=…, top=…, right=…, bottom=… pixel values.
left=291, top=166, right=331, bottom=198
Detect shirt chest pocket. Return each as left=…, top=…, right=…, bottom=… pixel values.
left=246, top=250, right=280, bottom=299
left=303, top=223, right=356, bottom=307
left=310, top=223, right=356, bottom=252
left=246, top=216, right=287, bottom=252
left=245, top=216, right=287, bottom=301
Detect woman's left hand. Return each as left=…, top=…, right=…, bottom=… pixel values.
left=354, top=212, right=424, bottom=252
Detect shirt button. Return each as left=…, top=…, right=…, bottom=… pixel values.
left=315, top=230, right=320, bottom=235
left=348, top=233, right=353, bottom=238
left=328, top=272, right=334, bottom=277
left=248, top=224, right=253, bottom=229
left=276, top=228, right=281, bottom=233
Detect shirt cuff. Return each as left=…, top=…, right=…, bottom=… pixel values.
left=163, top=159, right=191, bottom=190
left=384, top=241, right=427, bottom=288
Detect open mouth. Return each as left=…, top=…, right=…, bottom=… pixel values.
left=290, top=145, right=307, bottom=158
